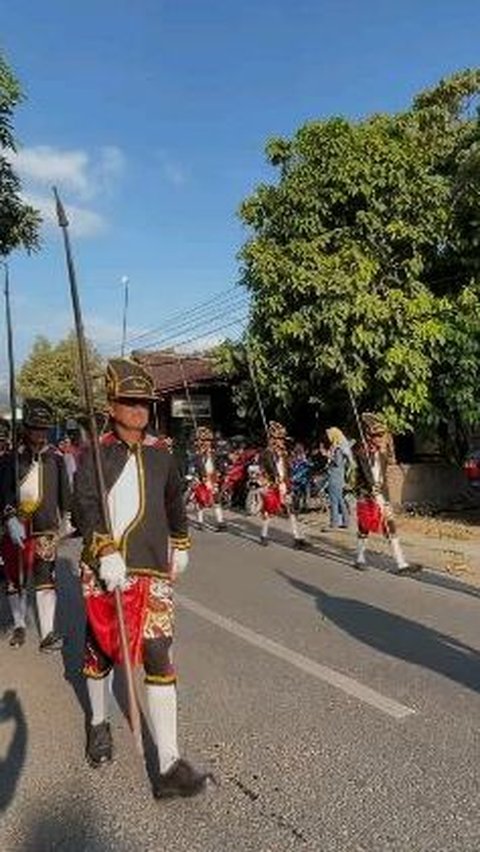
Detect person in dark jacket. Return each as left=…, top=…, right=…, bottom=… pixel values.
left=353, top=412, right=412, bottom=573
left=191, top=426, right=226, bottom=531
left=0, top=399, right=71, bottom=650
left=74, top=357, right=210, bottom=798
left=259, top=421, right=306, bottom=548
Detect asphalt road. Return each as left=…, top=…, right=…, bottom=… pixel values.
left=1, top=514, right=479, bottom=851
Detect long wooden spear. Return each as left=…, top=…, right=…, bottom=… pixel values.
left=52, top=188, right=142, bottom=752
left=3, top=262, right=23, bottom=588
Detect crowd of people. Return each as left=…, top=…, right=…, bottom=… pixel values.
left=0, top=357, right=416, bottom=800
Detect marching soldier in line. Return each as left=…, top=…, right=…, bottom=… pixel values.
left=191, top=426, right=226, bottom=531
left=0, top=399, right=71, bottom=649
left=74, top=358, right=210, bottom=798
left=259, top=421, right=306, bottom=548
left=353, top=412, right=416, bottom=574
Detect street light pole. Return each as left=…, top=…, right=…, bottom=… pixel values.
left=121, top=275, right=129, bottom=356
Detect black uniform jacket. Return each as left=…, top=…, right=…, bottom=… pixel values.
left=353, top=446, right=390, bottom=501
left=260, top=449, right=291, bottom=485
left=193, top=451, right=227, bottom=481
left=74, top=431, right=190, bottom=579
left=0, top=444, right=71, bottom=533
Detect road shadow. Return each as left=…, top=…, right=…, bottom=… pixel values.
left=0, top=690, right=27, bottom=812
left=216, top=511, right=480, bottom=602
left=20, top=797, right=128, bottom=852
left=277, top=570, right=480, bottom=695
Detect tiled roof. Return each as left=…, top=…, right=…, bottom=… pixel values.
left=132, top=349, right=223, bottom=395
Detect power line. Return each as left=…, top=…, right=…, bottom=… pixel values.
left=123, top=285, right=244, bottom=347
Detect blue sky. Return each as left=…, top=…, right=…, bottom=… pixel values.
left=1, top=0, right=479, bottom=369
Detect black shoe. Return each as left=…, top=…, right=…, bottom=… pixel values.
left=293, top=538, right=307, bottom=550
left=9, top=627, right=26, bottom=648
left=86, top=721, right=113, bottom=767
left=39, top=631, right=63, bottom=653
left=215, top=522, right=227, bottom=532
left=153, top=758, right=212, bottom=799
left=394, top=564, right=422, bottom=576
left=260, top=536, right=269, bottom=547
left=353, top=561, right=367, bottom=572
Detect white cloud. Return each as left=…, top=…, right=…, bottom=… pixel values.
left=9, top=144, right=126, bottom=200
left=10, top=145, right=90, bottom=196
left=25, top=193, right=107, bottom=239
left=8, top=144, right=126, bottom=239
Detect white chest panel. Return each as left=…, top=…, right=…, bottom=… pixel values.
left=108, top=453, right=140, bottom=542
left=20, top=461, right=41, bottom=514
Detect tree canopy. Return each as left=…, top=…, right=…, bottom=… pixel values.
left=18, top=333, right=105, bottom=421
left=0, top=54, right=40, bottom=255
left=238, top=69, right=480, bottom=458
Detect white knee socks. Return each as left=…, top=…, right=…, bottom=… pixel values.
left=9, top=592, right=27, bottom=629
left=87, top=672, right=113, bottom=726
left=355, top=537, right=367, bottom=565
left=36, top=588, right=56, bottom=639
left=214, top=505, right=224, bottom=525
left=390, top=536, right=408, bottom=569
left=147, top=683, right=179, bottom=775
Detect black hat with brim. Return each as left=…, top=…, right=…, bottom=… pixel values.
left=106, top=358, right=156, bottom=401
left=23, top=398, right=54, bottom=429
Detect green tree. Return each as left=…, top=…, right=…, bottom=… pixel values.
left=18, top=332, right=105, bottom=421
left=238, top=69, right=480, bottom=459
left=0, top=54, right=40, bottom=255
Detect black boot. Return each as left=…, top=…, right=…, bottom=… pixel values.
left=260, top=535, right=269, bottom=547
left=153, top=758, right=212, bottom=799
left=86, top=721, right=113, bottom=767
left=9, top=627, right=26, bottom=648
left=39, top=631, right=63, bottom=653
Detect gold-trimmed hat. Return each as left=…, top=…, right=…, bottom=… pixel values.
left=106, top=358, right=156, bottom=401
left=267, top=421, right=287, bottom=440
left=361, top=412, right=387, bottom=437
left=22, top=398, right=54, bottom=429
left=195, top=426, right=213, bottom=444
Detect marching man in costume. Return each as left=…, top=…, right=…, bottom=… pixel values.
left=259, top=421, right=306, bottom=548
left=0, top=399, right=71, bottom=650
left=192, top=426, right=226, bottom=531
left=353, top=412, right=414, bottom=574
left=74, top=358, right=210, bottom=798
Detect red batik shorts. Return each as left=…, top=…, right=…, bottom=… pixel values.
left=356, top=498, right=386, bottom=536
left=193, top=482, right=214, bottom=508
left=261, top=486, right=283, bottom=516
left=1, top=522, right=58, bottom=593
left=82, top=563, right=176, bottom=685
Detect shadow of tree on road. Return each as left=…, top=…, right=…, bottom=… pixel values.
left=277, top=570, right=480, bottom=695
left=0, top=689, right=27, bottom=812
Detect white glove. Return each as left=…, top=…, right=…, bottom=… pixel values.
left=171, top=549, right=189, bottom=579
left=99, top=551, right=128, bottom=592
left=6, top=516, right=26, bottom=549
left=60, top=513, right=75, bottom=538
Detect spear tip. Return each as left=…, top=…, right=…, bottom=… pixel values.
left=52, top=186, right=69, bottom=228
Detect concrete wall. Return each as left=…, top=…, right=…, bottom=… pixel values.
left=387, top=462, right=472, bottom=509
